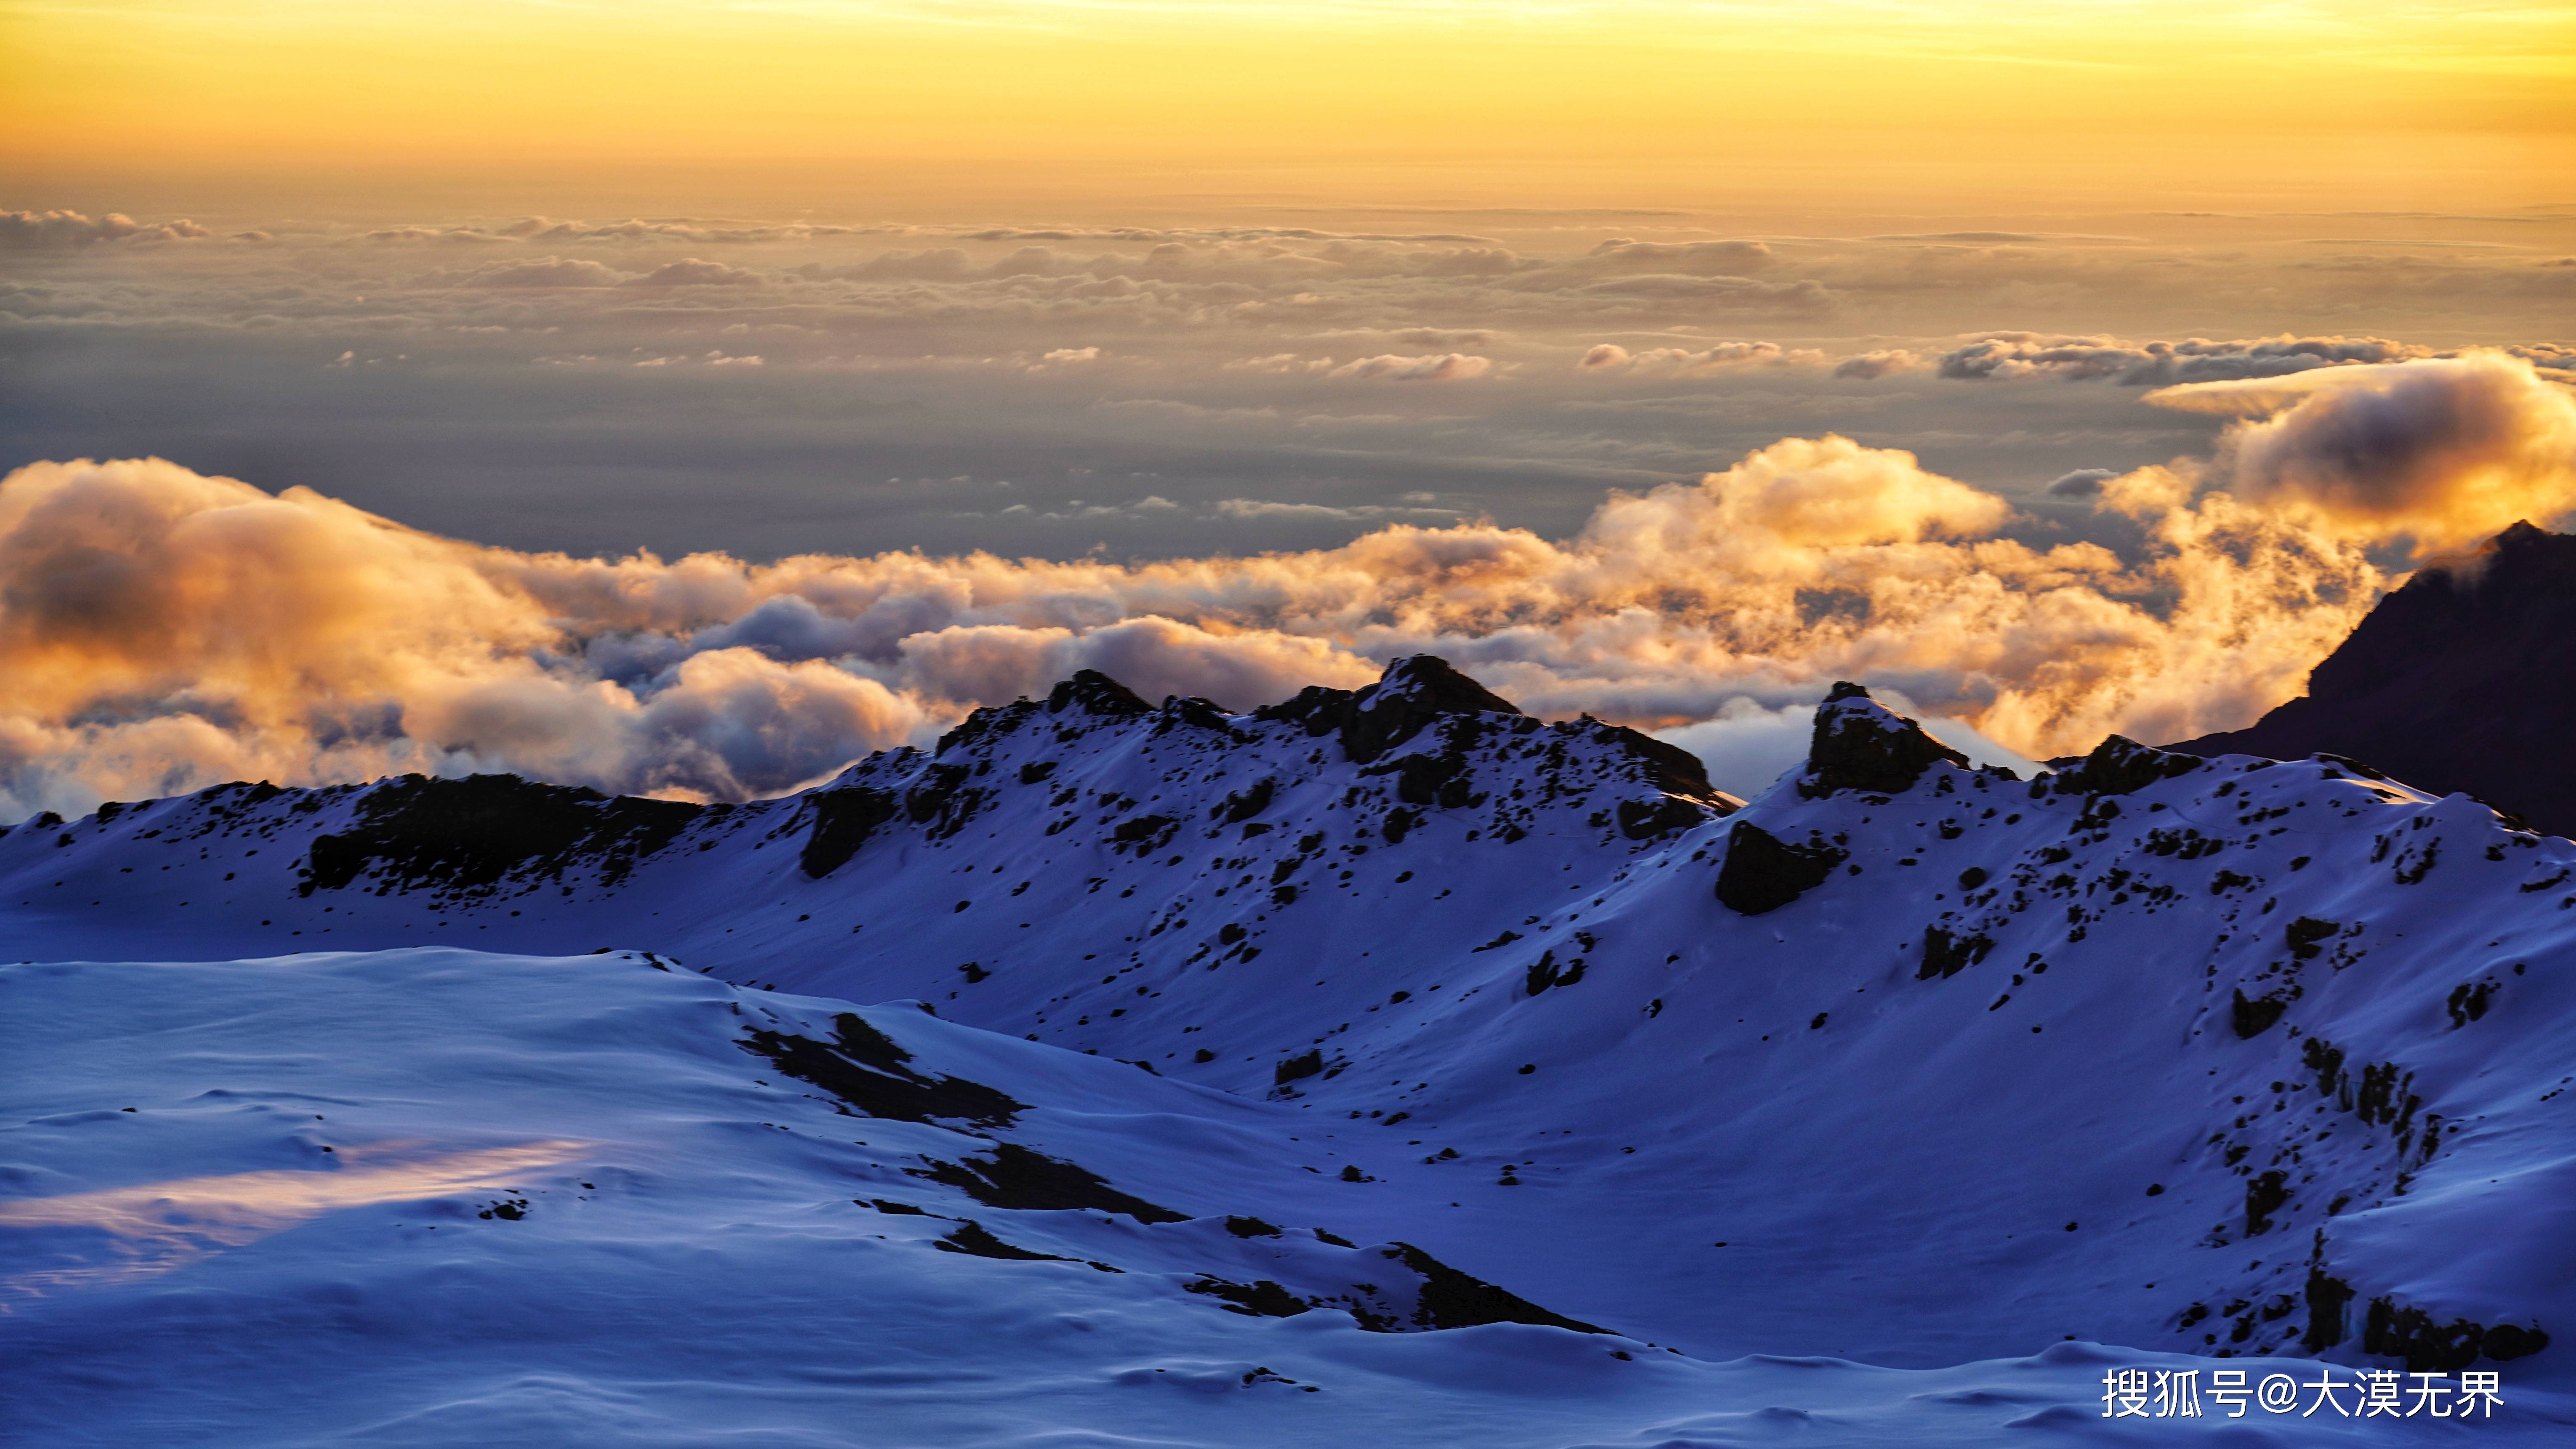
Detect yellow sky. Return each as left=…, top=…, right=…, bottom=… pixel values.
left=6, top=1, right=2573, bottom=214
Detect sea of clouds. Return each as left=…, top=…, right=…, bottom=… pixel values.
left=3, top=207, right=2571, bottom=816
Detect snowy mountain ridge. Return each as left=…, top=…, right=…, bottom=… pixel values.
left=9, top=654, right=2576, bottom=1442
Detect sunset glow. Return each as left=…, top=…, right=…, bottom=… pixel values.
left=10, top=1, right=2574, bottom=213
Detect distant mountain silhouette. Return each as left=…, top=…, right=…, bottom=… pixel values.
left=2167, top=520, right=2576, bottom=835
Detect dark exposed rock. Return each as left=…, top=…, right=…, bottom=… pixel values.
left=1274, top=1049, right=1325, bottom=1087
left=740, top=1012, right=1024, bottom=1127
left=2482, top=1323, right=2551, bottom=1362
left=910, top=1142, right=1186, bottom=1223
left=1342, top=655, right=1524, bottom=765
left=2304, top=1268, right=2356, bottom=1352
left=1584, top=719, right=1727, bottom=806
left=1917, top=925, right=1995, bottom=980
left=2303, top=1037, right=2347, bottom=1096
left=1215, top=778, right=1276, bottom=823
left=2232, top=989, right=2292, bottom=1038
left=1714, top=820, right=1848, bottom=915
left=1364, top=743, right=1481, bottom=809
left=800, top=787, right=900, bottom=878
left=1523, top=949, right=1586, bottom=996
left=2363, top=1295, right=2550, bottom=1371
left=1257, top=655, right=1523, bottom=765
left=2167, top=521, right=2576, bottom=836
left=936, top=699, right=1041, bottom=755
left=933, top=1220, right=1069, bottom=1262
left=1187, top=1276, right=1312, bottom=1318
left=2048, top=735, right=2203, bottom=797
left=300, top=773, right=702, bottom=896
left=1797, top=683, right=1970, bottom=799
left=1381, top=1242, right=1606, bottom=1333
left=1048, top=670, right=1153, bottom=718
left=904, top=763, right=991, bottom=842
left=2245, top=1170, right=2291, bottom=1234
left=2286, top=916, right=2338, bottom=960
left=1157, top=695, right=1239, bottom=737
left=1617, top=796, right=1705, bottom=839
left=1110, top=814, right=1180, bottom=855
left=2447, top=980, right=2496, bottom=1028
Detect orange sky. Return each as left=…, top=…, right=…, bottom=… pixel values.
left=6, top=1, right=2573, bottom=218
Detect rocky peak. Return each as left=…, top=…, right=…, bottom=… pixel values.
left=1796, top=683, right=1971, bottom=799
left=1254, top=655, right=1524, bottom=764
left=2167, top=521, right=2576, bottom=835
left=2046, top=734, right=2201, bottom=797
left=1047, top=670, right=1152, bottom=718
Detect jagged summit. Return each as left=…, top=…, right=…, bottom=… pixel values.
left=1047, top=668, right=1154, bottom=718
left=2169, top=520, right=2576, bottom=835
left=2046, top=734, right=2203, bottom=798
left=1794, top=681, right=1976, bottom=800
left=1255, top=654, right=1523, bottom=765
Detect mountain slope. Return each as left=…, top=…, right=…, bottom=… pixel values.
left=2169, top=520, right=2576, bottom=835
left=8, top=657, right=2576, bottom=1439
left=8, top=948, right=2354, bottom=1448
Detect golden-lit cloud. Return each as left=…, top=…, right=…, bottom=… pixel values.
left=3, top=352, right=2568, bottom=818
left=2154, top=352, right=2576, bottom=555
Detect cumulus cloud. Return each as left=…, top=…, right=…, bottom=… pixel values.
left=1570, top=239, right=1776, bottom=274
left=434, top=257, right=629, bottom=288
left=1, top=210, right=209, bottom=250
left=1938, top=332, right=2431, bottom=385
left=2045, top=468, right=2119, bottom=499
left=626, top=258, right=764, bottom=287
left=1566, top=275, right=1836, bottom=313
left=1832, top=348, right=1921, bottom=380
left=1328, top=353, right=1491, bottom=381
left=2156, top=352, right=2576, bottom=554
left=19, top=368, right=2553, bottom=819
left=1576, top=340, right=1816, bottom=373
left=0, top=458, right=926, bottom=814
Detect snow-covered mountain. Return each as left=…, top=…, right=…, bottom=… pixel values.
left=8, top=656, right=2576, bottom=1443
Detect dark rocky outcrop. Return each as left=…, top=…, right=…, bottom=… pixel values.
left=1714, top=820, right=1848, bottom=915
left=1256, top=655, right=1523, bottom=765
left=740, top=1012, right=1024, bottom=1127
left=932, top=1220, right=1069, bottom=1262
left=1381, top=1242, right=1606, bottom=1333
left=800, top=786, right=900, bottom=878
left=2362, top=1295, right=2550, bottom=1371
left=2231, top=989, right=2292, bottom=1039
left=909, top=1142, right=1186, bottom=1223
left=2168, top=521, right=2576, bottom=835
left=1048, top=670, right=1154, bottom=718
left=300, top=773, right=702, bottom=896
left=2048, top=734, right=2202, bottom=797
left=1917, top=925, right=1995, bottom=980
left=1797, top=683, right=1970, bottom=799
left=1187, top=1276, right=1311, bottom=1318
left=2304, top=1268, right=2355, bottom=1352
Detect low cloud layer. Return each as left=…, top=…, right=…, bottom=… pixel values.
left=4, top=351, right=2568, bottom=819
